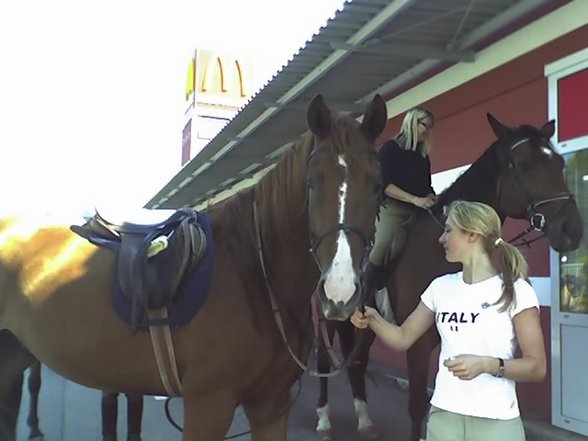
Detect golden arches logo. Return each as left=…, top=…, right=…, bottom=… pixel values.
left=201, top=56, right=247, bottom=98
left=185, top=51, right=252, bottom=102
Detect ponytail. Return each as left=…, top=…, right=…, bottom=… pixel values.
left=493, top=237, right=529, bottom=312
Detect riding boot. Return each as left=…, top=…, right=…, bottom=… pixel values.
left=126, top=394, right=143, bottom=441
left=361, top=261, right=383, bottom=308
left=101, top=391, right=118, bottom=441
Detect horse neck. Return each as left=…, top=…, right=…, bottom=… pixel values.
left=252, top=137, right=319, bottom=305
left=438, top=145, right=506, bottom=218
left=255, top=137, right=313, bottom=249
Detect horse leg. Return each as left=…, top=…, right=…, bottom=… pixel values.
left=406, top=328, right=439, bottom=441
left=338, top=322, right=379, bottom=440
left=101, top=391, right=119, bottom=441
left=125, top=393, right=143, bottom=441
left=181, top=390, right=237, bottom=441
left=316, top=320, right=337, bottom=441
left=243, top=389, right=291, bottom=441
left=26, top=362, right=44, bottom=441
left=0, top=330, right=36, bottom=441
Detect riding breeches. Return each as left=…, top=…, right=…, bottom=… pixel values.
left=368, top=199, right=416, bottom=267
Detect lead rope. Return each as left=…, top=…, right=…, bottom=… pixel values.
left=253, top=197, right=351, bottom=377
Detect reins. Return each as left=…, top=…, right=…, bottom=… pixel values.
left=252, top=195, right=354, bottom=378
left=425, top=136, right=573, bottom=250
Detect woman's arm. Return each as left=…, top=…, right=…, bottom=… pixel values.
left=351, top=302, right=435, bottom=351
left=384, top=183, right=435, bottom=208
left=506, top=306, right=547, bottom=381
left=444, top=307, right=546, bottom=382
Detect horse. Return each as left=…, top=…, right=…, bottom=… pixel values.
left=0, top=93, right=388, bottom=441
left=315, top=114, right=584, bottom=441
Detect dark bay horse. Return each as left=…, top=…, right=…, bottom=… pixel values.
left=0, top=94, right=387, bottom=441
left=315, top=114, right=583, bottom=441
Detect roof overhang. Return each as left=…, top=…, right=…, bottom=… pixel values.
left=146, top=0, right=576, bottom=210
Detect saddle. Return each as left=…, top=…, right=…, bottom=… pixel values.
left=71, top=206, right=209, bottom=397
left=71, top=206, right=207, bottom=327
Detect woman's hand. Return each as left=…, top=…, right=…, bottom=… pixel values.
left=412, top=195, right=436, bottom=209
left=351, top=306, right=382, bottom=329
left=443, top=355, right=492, bottom=380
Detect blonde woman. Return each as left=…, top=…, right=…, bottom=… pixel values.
left=352, top=201, right=546, bottom=441
left=363, top=106, right=436, bottom=302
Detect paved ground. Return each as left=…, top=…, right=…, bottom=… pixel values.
left=16, top=363, right=588, bottom=441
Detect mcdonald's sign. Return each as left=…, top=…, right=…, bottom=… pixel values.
left=185, top=50, right=253, bottom=102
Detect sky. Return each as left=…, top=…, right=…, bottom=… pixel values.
left=0, top=0, right=346, bottom=215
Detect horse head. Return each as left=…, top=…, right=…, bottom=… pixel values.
left=306, top=94, right=387, bottom=321
left=488, top=113, right=583, bottom=252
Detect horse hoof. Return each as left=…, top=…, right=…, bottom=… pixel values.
left=28, top=437, right=45, bottom=441
left=358, top=425, right=381, bottom=440
left=317, top=428, right=334, bottom=441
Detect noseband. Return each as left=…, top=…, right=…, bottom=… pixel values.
left=506, top=137, right=573, bottom=246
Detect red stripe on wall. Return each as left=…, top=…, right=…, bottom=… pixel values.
left=557, top=68, right=588, bottom=141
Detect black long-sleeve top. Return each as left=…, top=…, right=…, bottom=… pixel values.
left=378, top=139, right=434, bottom=204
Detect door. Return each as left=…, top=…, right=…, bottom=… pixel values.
left=547, top=48, right=588, bottom=437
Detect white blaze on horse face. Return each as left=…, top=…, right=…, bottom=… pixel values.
left=323, top=155, right=356, bottom=304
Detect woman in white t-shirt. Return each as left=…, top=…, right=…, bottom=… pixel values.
left=351, top=200, right=546, bottom=441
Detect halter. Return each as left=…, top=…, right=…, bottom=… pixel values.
left=505, top=137, right=573, bottom=247
left=252, top=144, right=378, bottom=377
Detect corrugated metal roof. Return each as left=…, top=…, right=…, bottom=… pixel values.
left=147, top=0, right=570, bottom=209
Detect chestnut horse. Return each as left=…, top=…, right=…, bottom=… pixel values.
left=315, top=114, right=583, bottom=441
left=0, top=94, right=387, bottom=441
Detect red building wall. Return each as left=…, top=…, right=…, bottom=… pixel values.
left=370, top=24, right=588, bottom=421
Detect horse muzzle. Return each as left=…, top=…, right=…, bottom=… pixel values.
left=545, top=203, right=584, bottom=252
left=315, top=278, right=361, bottom=321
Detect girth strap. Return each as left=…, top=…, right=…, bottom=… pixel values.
left=147, top=308, right=182, bottom=397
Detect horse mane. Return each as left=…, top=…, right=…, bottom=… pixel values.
left=433, top=123, right=555, bottom=215
left=434, top=144, right=501, bottom=213
left=213, top=113, right=370, bottom=244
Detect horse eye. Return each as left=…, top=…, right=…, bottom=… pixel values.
left=517, top=161, right=534, bottom=171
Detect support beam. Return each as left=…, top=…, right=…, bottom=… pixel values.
left=329, top=40, right=476, bottom=62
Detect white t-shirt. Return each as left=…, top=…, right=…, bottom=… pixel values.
left=420, top=271, right=539, bottom=420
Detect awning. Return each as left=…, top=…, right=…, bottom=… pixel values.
left=146, top=0, right=570, bottom=209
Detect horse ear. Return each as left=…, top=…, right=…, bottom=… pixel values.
left=361, top=94, right=388, bottom=141
left=540, top=120, right=556, bottom=139
left=487, top=113, right=514, bottom=141
left=307, top=94, right=332, bottom=138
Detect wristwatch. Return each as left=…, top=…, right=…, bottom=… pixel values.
left=495, top=358, right=505, bottom=378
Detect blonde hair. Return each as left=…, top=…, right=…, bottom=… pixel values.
left=446, top=200, right=529, bottom=312
left=395, top=106, right=435, bottom=157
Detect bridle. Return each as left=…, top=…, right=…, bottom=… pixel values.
left=504, top=137, right=573, bottom=247
left=307, top=146, right=376, bottom=270
left=252, top=144, right=378, bottom=377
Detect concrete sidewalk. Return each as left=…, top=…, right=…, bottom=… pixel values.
left=16, top=364, right=588, bottom=441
